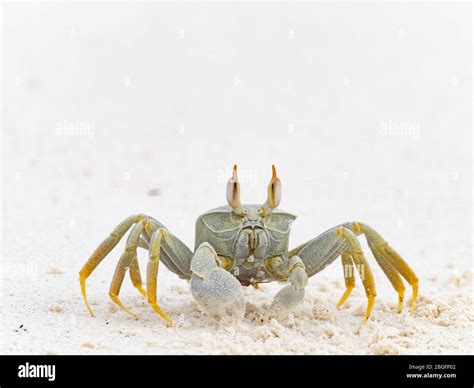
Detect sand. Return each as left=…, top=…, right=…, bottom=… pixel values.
left=1, top=2, right=472, bottom=355
left=1, top=133, right=472, bottom=354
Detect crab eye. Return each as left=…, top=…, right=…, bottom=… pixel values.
left=269, top=174, right=282, bottom=208
left=259, top=165, right=282, bottom=217
left=267, top=164, right=282, bottom=208
left=226, top=165, right=246, bottom=216
left=226, top=178, right=240, bottom=208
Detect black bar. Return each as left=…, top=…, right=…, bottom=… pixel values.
left=0, top=355, right=472, bottom=387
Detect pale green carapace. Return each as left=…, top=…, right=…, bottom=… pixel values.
left=79, top=165, right=419, bottom=326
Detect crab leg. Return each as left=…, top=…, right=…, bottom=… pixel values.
left=80, top=213, right=195, bottom=320
left=290, top=226, right=376, bottom=322
left=128, top=254, right=147, bottom=297
left=79, top=214, right=145, bottom=316
left=336, top=227, right=376, bottom=322
left=137, top=237, right=149, bottom=250
left=146, top=228, right=173, bottom=325
left=369, top=247, right=406, bottom=312
left=146, top=218, right=193, bottom=278
left=341, top=222, right=418, bottom=312
left=128, top=237, right=150, bottom=297
left=121, top=228, right=189, bottom=304
left=337, top=251, right=356, bottom=308
left=108, top=220, right=147, bottom=317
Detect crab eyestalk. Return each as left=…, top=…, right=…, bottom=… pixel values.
left=259, top=165, right=282, bottom=217
left=226, top=165, right=246, bottom=216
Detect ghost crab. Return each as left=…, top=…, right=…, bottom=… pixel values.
left=79, top=165, right=419, bottom=325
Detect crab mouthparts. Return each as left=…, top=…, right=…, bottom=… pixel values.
left=248, top=230, right=259, bottom=254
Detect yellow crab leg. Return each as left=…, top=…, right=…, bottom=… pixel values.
left=344, top=222, right=419, bottom=312
left=146, top=228, right=173, bottom=325
left=336, top=252, right=355, bottom=308
left=337, top=227, right=377, bottom=323
left=129, top=253, right=147, bottom=297
left=79, top=214, right=145, bottom=316
left=108, top=220, right=146, bottom=317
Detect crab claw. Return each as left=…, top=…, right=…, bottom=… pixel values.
left=191, top=269, right=245, bottom=320
left=190, top=243, right=245, bottom=320
left=266, top=285, right=304, bottom=321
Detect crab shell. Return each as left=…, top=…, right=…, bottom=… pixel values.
left=195, top=204, right=296, bottom=286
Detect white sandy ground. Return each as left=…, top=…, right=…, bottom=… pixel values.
left=1, top=3, right=473, bottom=354
left=1, top=130, right=472, bottom=355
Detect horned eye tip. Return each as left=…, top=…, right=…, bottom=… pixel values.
left=232, top=164, right=238, bottom=180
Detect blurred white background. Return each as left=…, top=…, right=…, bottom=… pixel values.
left=1, top=2, right=471, bottom=354
left=3, top=1, right=470, bottom=253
